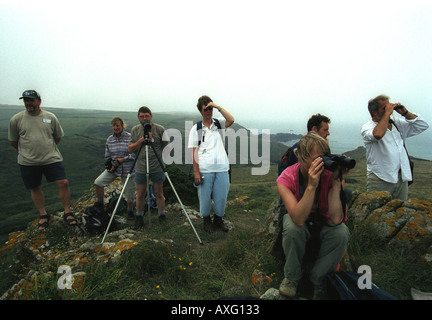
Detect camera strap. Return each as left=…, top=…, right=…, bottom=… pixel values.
left=196, top=118, right=231, bottom=183
left=197, top=118, right=223, bottom=147
left=298, top=167, right=321, bottom=223
left=298, top=166, right=346, bottom=226
left=389, top=119, right=414, bottom=186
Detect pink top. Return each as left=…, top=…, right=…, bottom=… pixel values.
left=277, top=163, right=346, bottom=223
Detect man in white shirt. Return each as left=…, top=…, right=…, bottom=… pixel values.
left=361, top=94, right=429, bottom=200
left=188, top=95, right=234, bottom=233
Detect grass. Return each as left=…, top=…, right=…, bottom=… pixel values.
left=0, top=165, right=284, bottom=300
left=346, top=216, right=432, bottom=300
left=2, top=162, right=432, bottom=300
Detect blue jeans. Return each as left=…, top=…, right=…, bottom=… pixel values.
left=197, top=171, right=230, bottom=218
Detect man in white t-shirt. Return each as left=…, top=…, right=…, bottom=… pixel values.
left=361, top=94, right=429, bottom=200
left=8, top=90, right=77, bottom=230
left=188, top=95, right=234, bottom=233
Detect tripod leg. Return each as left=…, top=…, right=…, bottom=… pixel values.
left=147, top=174, right=151, bottom=227
left=164, top=172, right=203, bottom=245
left=145, top=144, right=151, bottom=227
left=146, top=138, right=204, bottom=245
left=101, top=173, right=131, bottom=244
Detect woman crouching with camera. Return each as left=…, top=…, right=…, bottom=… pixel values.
left=93, top=117, right=136, bottom=218
left=277, top=132, right=350, bottom=299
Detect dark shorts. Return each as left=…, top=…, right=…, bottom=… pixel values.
left=134, top=171, right=165, bottom=184
left=20, top=162, right=67, bottom=189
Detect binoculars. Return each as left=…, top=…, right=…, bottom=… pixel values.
left=321, top=154, right=356, bottom=172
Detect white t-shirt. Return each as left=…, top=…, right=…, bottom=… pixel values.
left=188, top=118, right=229, bottom=173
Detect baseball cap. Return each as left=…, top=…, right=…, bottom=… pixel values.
left=19, top=90, right=41, bottom=100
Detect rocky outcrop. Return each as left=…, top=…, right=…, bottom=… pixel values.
left=349, top=191, right=432, bottom=259
left=2, top=181, right=431, bottom=300
left=0, top=179, right=196, bottom=300
left=0, top=178, right=243, bottom=300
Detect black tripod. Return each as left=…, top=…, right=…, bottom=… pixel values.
left=101, top=125, right=203, bottom=245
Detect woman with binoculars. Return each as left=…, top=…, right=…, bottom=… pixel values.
left=276, top=132, right=350, bottom=299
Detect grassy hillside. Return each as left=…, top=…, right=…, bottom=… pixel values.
left=0, top=105, right=285, bottom=243
left=1, top=105, right=431, bottom=300
left=1, top=105, right=431, bottom=245
left=1, top=162, right=431, bottom=300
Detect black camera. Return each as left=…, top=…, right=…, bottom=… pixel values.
left=141, top=120, right=152, bottom=138
left=394, top=104, right=404, bottom=111
left=104, top=158, right=119, bottom=171
left=105, top=158, right=113, bottom=170
left=321, top=154, right=356, bottom=172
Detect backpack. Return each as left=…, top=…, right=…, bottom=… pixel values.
left=144, top=184, right=157, bottom=211
left=82, top=205, right=115, bottom=235
left=194, top=118, right=231, bottom=182
left=105, top=190, right=127, bottom=215
left=277, top=142, right=299, bottom=176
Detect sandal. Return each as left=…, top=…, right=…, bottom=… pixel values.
left=37, top=213, right=50, bottom=231
left=63, top=212, right=78, bottom=226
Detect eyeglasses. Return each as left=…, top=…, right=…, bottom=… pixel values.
left=203, top=106, right=213, bottom=112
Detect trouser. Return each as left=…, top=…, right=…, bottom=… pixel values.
left=282, top=214, right=350, bottom=286
left=367, top=171, right=408, bottom=200
left=197, top=171, right=230, bottom=217
left=94, top=170, right=136, bottom=203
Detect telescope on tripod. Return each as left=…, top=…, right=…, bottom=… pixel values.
left=101, top=120, right=203, bottom=245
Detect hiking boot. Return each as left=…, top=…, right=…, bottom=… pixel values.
left=158, top=213, right=167, bottom=223
left=312, top=284, right=327, bottom=300
left=127, top=211, right=135, bottom=220
left=213, top=215, right=229, bottom=232
left=95, top=202, right=104, bottom=209
left=279, top=278, right=298, bottom=298
left=203, top=216, right=214, bottom=233
left=134, top=216, right=144, bottom=230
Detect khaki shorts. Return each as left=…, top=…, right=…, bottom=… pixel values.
left=94, top=170, right=136, bottom=203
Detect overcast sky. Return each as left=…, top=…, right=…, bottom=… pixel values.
left=1, top=0, right=431, bottom=134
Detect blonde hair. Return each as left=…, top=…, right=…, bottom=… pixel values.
left=111, top=116, right=126, bottom=129
left=295, top=131, right=330, bottom=164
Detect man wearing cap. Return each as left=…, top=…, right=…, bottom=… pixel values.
left=8, top=90, right=77, bottom=230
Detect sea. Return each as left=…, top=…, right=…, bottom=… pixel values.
left=240, top=120, right=432, bottom=161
